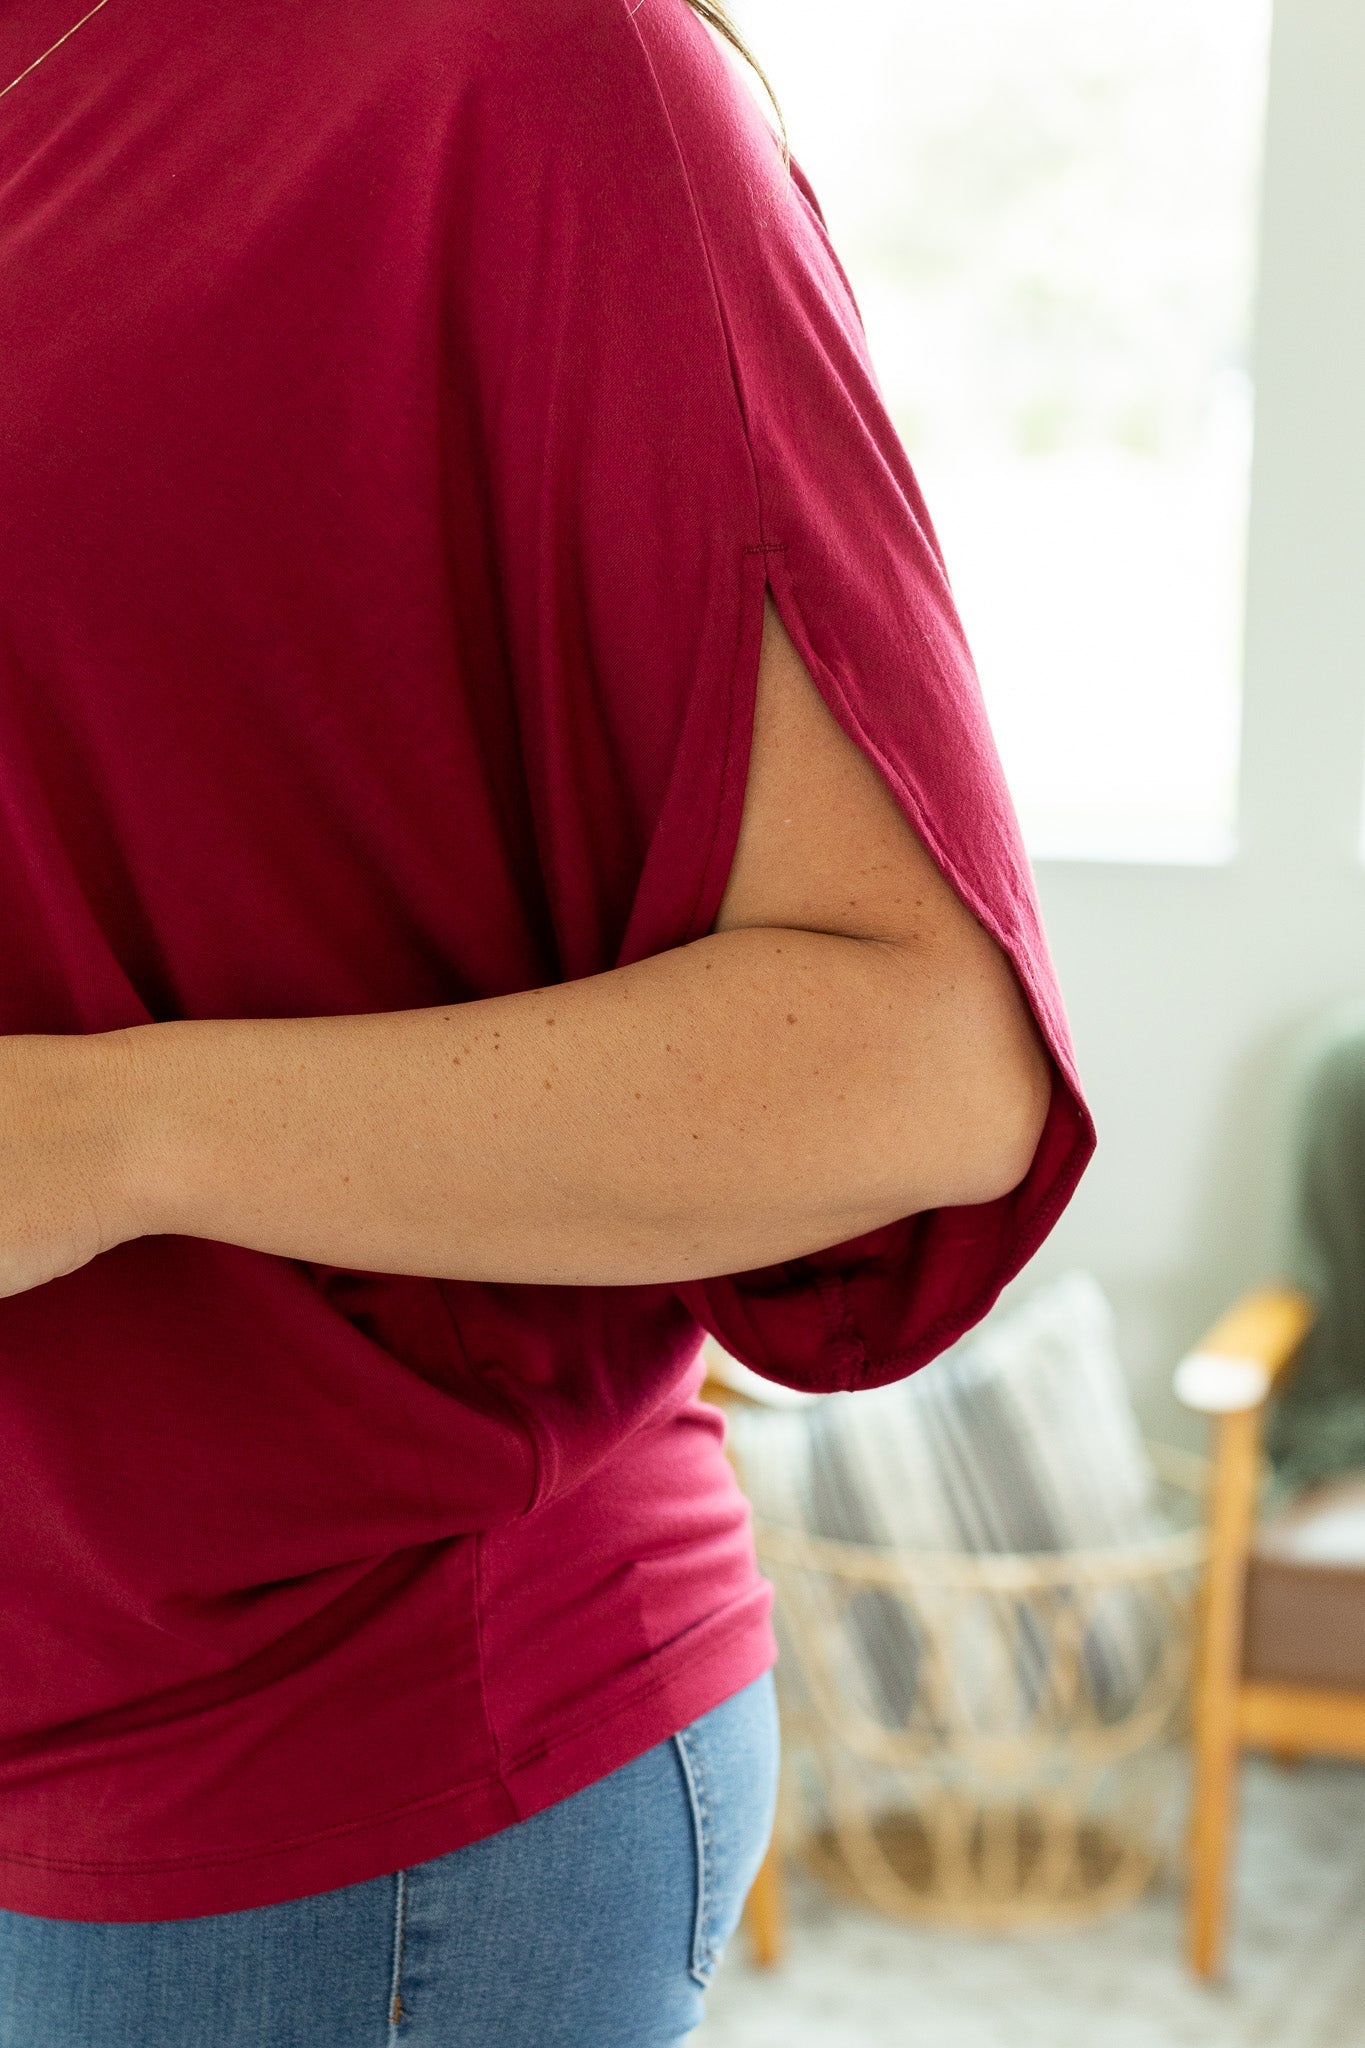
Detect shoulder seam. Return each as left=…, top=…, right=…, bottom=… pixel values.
left=623, top=0, right=776, bottom=548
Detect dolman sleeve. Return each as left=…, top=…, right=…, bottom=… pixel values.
left=446, top=0, right=1097, bottom=1394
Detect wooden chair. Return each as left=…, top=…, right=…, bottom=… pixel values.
left=1172, top=1282, right=1365, bottom=1980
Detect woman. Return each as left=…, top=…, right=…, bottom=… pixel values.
left=0, top=0, right=1094, bottom=2039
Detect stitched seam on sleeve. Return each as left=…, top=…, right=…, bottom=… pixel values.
left=625, top=4, right=775, bottom=549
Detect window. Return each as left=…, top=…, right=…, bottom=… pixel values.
left=731, top=0, right=1273, bottom=863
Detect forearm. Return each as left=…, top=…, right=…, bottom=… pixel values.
left=106, top=923, right=1050, bottom=1288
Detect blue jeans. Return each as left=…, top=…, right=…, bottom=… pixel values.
left=0, top=1672, right=777, bottom=2047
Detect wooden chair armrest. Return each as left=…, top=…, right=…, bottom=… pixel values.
left=1173, top=1286, right=1316, bottom=1415
left=699, top=1335, right=822, bottom=1413
left=701, top=1373, right=742, bottom=1410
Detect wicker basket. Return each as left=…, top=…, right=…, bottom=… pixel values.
left=754, top=1443, right=1207, bottom=1931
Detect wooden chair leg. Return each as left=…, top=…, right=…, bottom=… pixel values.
left=1187, top=1706, right=1241, bottom=1979
left=743, top=1836, right=785, bottom=1968
left=1185, top=1404, right=1259, bottom=1981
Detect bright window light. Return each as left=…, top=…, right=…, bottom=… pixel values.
left=732, top=0, right=1273, bottom=864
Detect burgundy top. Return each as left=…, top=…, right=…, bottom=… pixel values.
left=0, top=0, right=1095, bottom=1919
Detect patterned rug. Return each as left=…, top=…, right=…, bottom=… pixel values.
left=695, top=1758, right=1365, bottom=2047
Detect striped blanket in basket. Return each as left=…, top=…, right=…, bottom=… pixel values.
left=725, top=1271, right=1174, bottom=1731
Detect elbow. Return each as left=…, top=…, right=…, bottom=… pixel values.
left=882, top=944, right=1057, bottom=1211
left=838, top=1008, right=1054, bottom=1227
left=803, top=932, right=1059, bottom=1231
left=965, top=1071, right=1053, bottom=1205
left=957, top=1013, right=1055, bottom=1206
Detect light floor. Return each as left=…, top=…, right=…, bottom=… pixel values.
left=695, top=1757, right=1365, bottom=2047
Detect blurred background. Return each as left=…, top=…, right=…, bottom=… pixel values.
left=693, top=0, right=1365, bottom=2039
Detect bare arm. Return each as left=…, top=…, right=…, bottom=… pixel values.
left=2, top=598, right=1053, bottom=1297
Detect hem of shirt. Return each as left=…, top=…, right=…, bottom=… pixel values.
left=0, top=1588, right=777, bottom=1923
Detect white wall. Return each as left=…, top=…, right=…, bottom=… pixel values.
left=1015, top=0, right=1365, bottom=1441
